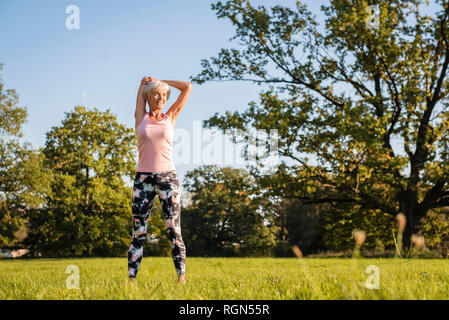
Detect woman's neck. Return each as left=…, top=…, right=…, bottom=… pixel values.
left=149, top=109, right=163, bottom=120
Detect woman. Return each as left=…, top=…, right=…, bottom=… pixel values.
left=128, top=76, right=192, bottom=284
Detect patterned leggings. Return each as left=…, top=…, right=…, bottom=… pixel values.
left=128, top=170, right=186, bottom=278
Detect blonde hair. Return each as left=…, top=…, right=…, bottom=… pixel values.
left=144, top=81, right=171, bottom=102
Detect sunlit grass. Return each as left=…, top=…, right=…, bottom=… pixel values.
left=0, top=257, right=448, bottom=299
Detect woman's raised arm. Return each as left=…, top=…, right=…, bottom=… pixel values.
left=135, top=77, right=151, bottom=128
left=162, top=80, right=192, bottom=125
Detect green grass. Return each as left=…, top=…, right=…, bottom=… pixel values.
left=0, top=257, right=448, bottom=299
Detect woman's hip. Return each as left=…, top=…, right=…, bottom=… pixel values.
left=134, top=170, right=179, bottom=187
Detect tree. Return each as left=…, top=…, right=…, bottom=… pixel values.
left=419, top=207, right=449, bottom=253
left=0, top=63, right=51, bottom=248
left=273, top=198, right=324, bottom=256
left=192, top=0, right=449, bottom=248
left=182, top=165, right=277, bottom=256
left=25, top=106, right=136, bottom=256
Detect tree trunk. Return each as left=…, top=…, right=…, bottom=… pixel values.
left=401, top=188, right=417, bottom=250
left=85, top=166, right=89, bottom=208
left=400, top=190, right=427, bottom=250
left=403, top=210, right=414, bottom=250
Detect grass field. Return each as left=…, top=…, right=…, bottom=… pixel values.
left=0, top=257, right=448, bottom=299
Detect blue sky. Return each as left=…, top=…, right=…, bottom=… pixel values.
left=0, top=0, right=329, bottom=186
left=0, top=0, right=440, bottom=187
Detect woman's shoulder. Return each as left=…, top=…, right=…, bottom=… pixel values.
left=164, top=112, right=176, bottom=127
left=135, top=112, right=149, bottom=130
left=163, top=112, right=172, bottom=122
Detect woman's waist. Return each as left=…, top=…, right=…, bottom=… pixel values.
left=134, top=169, right=178, bottom=182
left=136, top=159, right=176, bottom=172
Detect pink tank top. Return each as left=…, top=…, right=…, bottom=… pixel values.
left=136, top=112, right=176, bottom=172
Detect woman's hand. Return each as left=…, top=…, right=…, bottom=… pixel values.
left=140, top=77, right=150, bottom=86
left=140, top=76, right=159, bottom=86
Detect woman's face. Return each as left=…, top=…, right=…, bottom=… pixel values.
left=148, top=88, right=167, bottom=110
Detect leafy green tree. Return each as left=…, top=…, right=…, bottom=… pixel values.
left=25, top=106, right=136, bottom=256
left=192, top=0, right=449, bottom=248
left=0, top=63, right=51, bottom=248
left=321, top=204, right=395, bottom=252
left=419, top=207, right=449, bottom=253
left=273, top=198, right=324, bottom=256
left=182, top=165, right=277, bottom=256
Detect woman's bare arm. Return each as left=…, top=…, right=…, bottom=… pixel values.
left=135, top=77, right=151, bottom=128
left=162, top=80, right=192, bottom=126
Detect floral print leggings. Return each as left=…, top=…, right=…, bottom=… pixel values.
left=128, top=170, right=186, bottom=278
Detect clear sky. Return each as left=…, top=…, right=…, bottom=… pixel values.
left=0, top=0, right=329, bottom=187
left=0, top=0, right=439, bottom=187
